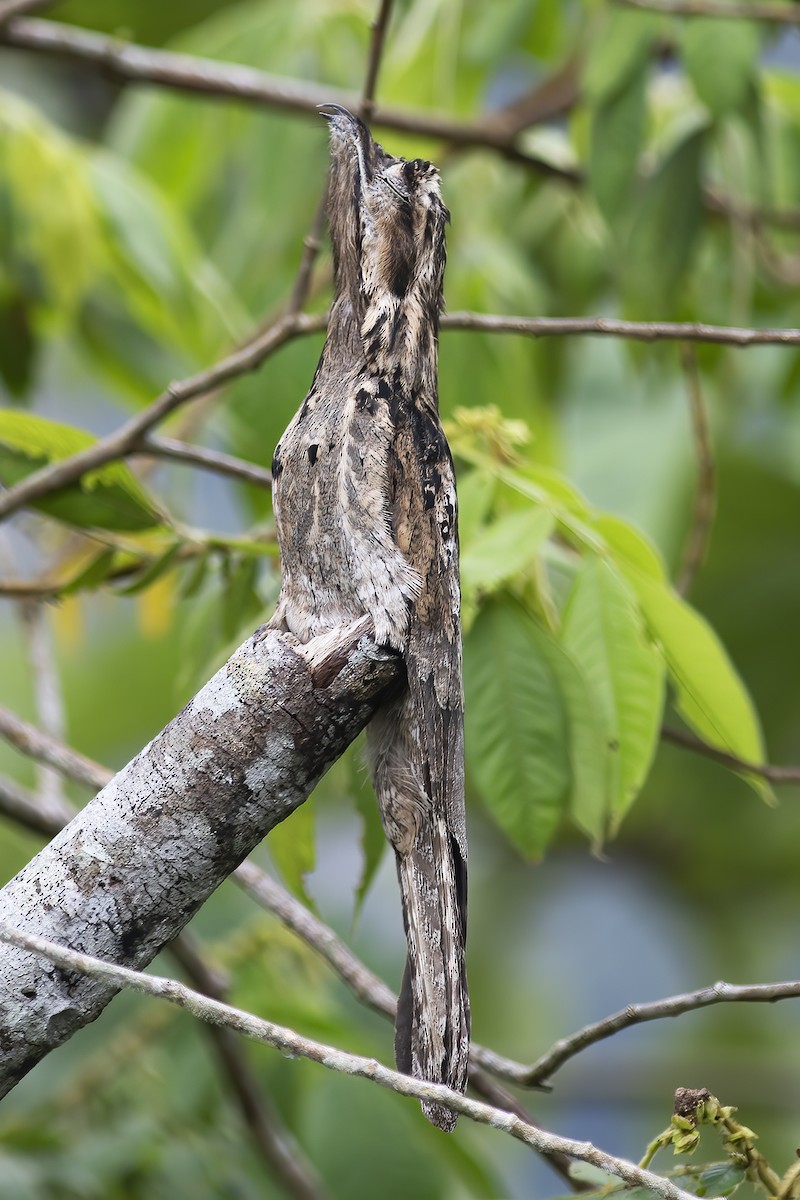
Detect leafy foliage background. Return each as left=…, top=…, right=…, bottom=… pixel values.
left=1, top=0, right=799, bottom=1196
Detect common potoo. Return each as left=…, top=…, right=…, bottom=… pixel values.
left=269, top=106, right=468, bottom=1131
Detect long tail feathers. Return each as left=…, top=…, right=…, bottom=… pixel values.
left=394, top=815, right=469, bottom=1132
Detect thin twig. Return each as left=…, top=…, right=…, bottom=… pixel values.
left=675, top=346, right=715, bottom=596
left=361, top=0, right=394, bottom=122
left=0, top=311, right=324, bottom=524
left=441, top=311, right=800, bottom=346
left=18, top=601, right=67, bottom=807
left=479, top=978, right=800, bottom=1088
left=0, top=703, right=111, bottom=790
left=661, top=725, right=800, bottom=783
left=617, top=0, right=800, bottom=21
left=137, top=436, right=273, bottom=489
left=0, top=771, right=75, bottom=835
left=0, top=925, right=696, bottom=1200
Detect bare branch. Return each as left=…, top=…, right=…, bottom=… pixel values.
left=0, top=925, right=697, bottom=1200
left=441, top=311, right=800, bottom=346
left=0, top=311, right=324, bottom=524
left=617, top=0, right=800, bottom=22
left=361, top=0, right=394, bottom=122
left=661, top=725, right=800, bottom=783
left=675, top=346, right=716, bottom=596
left=511, top=978, right=800, bottom=1088
left=137, top=436, right=273, bottom=489
left=0, top=18, right=576, bottom=180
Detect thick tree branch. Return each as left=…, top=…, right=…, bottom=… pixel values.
left=617, top=0, right=800, bottom=21
left=0, top=925, right=696, bottom=1200
left=0, top=774, right=327, bottom=1200
left=0, top=616, right=400, bottom=1095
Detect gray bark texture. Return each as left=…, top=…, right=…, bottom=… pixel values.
left=0, top=618, right=399, bottom=1097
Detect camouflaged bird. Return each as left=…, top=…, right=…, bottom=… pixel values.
left=269, top=105, right=469, bottom=1130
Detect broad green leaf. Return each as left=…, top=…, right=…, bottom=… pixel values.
left=562, top=559, right=665, bottom=829
left=460, top=507, right=554, bottom=629
left=590, top=62, right=648, bottom=226
left=625, top=570, right=771, bottom=800
left=682, top=19, right=759, bottom=118
left=537, top=626, right=611, bottom=845
left=268, top=798, right=316, bottom=910
left=591, top=514, right=668, bottom=582
left=464, top=598, right=570, bottom=859
left=0, top=410, right=163, bottom=531
left=624, top=127, right=707, bottom=310
left=694, top=1161, right=747, bottom=1197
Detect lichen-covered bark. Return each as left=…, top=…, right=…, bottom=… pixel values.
left=0, top=620, right=399, bottom=1097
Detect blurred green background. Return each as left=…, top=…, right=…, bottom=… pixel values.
left=1, top=0, right=800, bottom=1196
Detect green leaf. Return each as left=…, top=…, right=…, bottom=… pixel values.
left=0, top=410, right=163, bottom=531
left=624, top=127, right=707, bottom=311
left=590, top=61, right=648, bottom=226
left=537, top=628, right=611, bottom=846
left=562, top=559, right=665, bottom=831
left=591, top=513, right=668, bottom=582
left=456, top=467, right=496, bottom=544
left=624, top=571, right=771, bottom=800
left=179, top=550, right=211, bottom=599
left=61, top=548, right=118, bottom=596
left=682, top=19, right=759, bottom=118
left=694, top=1161, right=747, bottom=1197
left=464, top=598, right=570, bottom=859
left=460, top=506, right=554, bottom=628
left=117, top=541, right=182, bottom=595
left=0, top=294, right=36, bottom=398
left=268, top=798, right=316, bottom=909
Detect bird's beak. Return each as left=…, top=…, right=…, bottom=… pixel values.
left=318, top=103, right=374, bottom=181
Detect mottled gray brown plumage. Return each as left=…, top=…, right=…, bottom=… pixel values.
left=269, top=106, right=469, bottom=1130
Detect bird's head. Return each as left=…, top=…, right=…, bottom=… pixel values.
left=320, top=104, right=449, bottom=340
